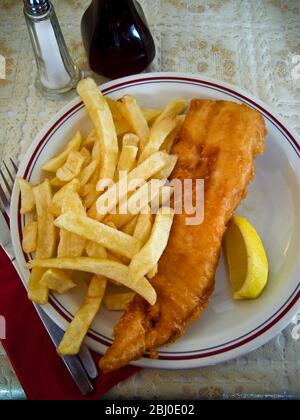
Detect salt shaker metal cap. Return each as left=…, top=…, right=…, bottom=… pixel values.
left=23, top=0, right=50, bottom=16
left=23, top=0, right=82, bottom=98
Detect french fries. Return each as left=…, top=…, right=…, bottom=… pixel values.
left=142, top=108, right=161, bottom=125
left=133, top=210, right=153, bottom=245
left=80, top=147, right=91, bottom=166
left=107, top=97, right=160, bottom=136
left=104, top=291, right=135, bottom=310
left=18, top=177, right=35, bottom=214
left=27, top=257, right=156, bottom=305
left=161, top=115, right=185, bottom=153
left=120, top=95, right=150, bottom=148
left=78, top=160, right=97, bottom=187
left=33, top=179, right=57, bottom=259
left=129, top=208, right=174, bottom=282
left=42, top=131, right=82, bottom=172
left=83, top=186, right=99, bottom=210
left=56, top=150, right=85, bottom=182
left=82, top=129, right=97, bottom=148
left=57, top=197, right=86, bottom=258
left=122, top=133, right=140, bottom=147
left=85, top=240, right=107, bottom=259
left=121, top=216, right=138, bottom=235
left=103, top=179, right=164, bottom=228
left=58, top=192, right=86, bottom=258
left=57, top=230, right=85, bottom=258
left=91, top=137, right=101, bottom=163
left=146, top=264, right=158, bottom=279
left=50, top=177, right=66, bottom=188
left=95, top=151, right=169, bottom=219
left=50, top=178, right=80, bottom=218
left=85, top=240, right=122, bottom=286
left=54, top=212, right=142, bottom=259
left=152, top=98, right=187, bottom=129
left=22, top=221, right=38, bottom=253
left=28, top=268, right=49, bottom=305
left=125, top=179, right=165, bottom=215
left=115, top=133, right=139, bottom=181
left=20, top=78, right=184, bottom=356
left=106, top=97, right=131, bottom=136
left=155, top=154, right=178, bottom=179
left=77, top=78, right=118, bottom=180
left=28, top=179, right=57, bottom=304
left=61, top=190, right=85, bottom=215
left=40, top=269, right=76, bottom=294
left=58, top=275, right=107, bottom=355
left=138, top=117, right=178, bottom=163
left=150, top=185, right=174, bottom=212
left=80, top=139, right=102, bottom=205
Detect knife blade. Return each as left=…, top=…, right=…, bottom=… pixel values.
left=0, top=212, right=15, bottom=262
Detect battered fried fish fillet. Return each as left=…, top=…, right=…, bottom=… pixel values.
left=100, top=99, right=266, bottom=372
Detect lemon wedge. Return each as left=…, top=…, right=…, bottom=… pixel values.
left=224, top=215, right=268, bottom=300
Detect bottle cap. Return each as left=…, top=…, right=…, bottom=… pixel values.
left=23, top=0, right=50, bottom=16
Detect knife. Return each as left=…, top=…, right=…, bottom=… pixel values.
left=0, top=211, right=94, bottom=395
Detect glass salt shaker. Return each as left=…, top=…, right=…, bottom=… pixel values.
left=23, top=0, right=82, bottom=98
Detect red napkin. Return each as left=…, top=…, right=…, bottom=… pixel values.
left=0, top=246, right=140, bottom=400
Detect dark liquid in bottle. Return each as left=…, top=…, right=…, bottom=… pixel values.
left=81, top=0, right=156, bottom=79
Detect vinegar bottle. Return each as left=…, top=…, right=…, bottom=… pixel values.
left=81, top=0, right=156, bottom=79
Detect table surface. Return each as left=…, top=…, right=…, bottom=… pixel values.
left=0, top=0, right=299, bottom=400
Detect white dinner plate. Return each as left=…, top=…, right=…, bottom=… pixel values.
left=10, top=72, right=300, bottom=369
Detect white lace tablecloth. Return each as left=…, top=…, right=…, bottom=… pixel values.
left=0, top=0, right=299, bottom=399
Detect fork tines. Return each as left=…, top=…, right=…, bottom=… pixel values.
left=0, top=158, right=18, bottom=214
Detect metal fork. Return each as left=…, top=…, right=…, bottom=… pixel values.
left=0, top=159, right=98, bottom=395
